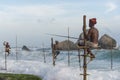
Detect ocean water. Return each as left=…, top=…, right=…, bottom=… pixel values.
left=0, top=48, right=120, bottom=80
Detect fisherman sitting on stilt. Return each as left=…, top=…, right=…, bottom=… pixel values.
left=77, top=18, right=99, bottom=61
left=53, top=40, right=60, bottom=59
left=3, top=41, right=11, bottom=56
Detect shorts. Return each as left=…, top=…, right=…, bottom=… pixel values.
left=77, top=40, right=98, bottom=48
left=5, top=48, right=9, bottom=52
left=86, top=41, right=98, bottom=48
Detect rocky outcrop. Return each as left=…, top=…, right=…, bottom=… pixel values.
left=22, top=45, right=31, bottom=51
left=98, top=34, right=116, bottom=49
left=58, top=40, right=77, bottom=50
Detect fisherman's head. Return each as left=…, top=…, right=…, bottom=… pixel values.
left=89, top=18, right=97, bottom=27
left=55, top=40, right=59, bottom=44
left=6, top=42, right=9, bottom=45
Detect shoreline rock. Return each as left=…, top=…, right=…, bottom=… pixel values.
left=98, top=34, right=116, bottom=49
left=22, top=45, right=31, bottom=51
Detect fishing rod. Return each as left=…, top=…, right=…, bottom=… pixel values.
left=46, top=33, right=79, bottom=39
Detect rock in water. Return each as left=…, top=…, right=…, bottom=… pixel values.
left=58, top=40, right=77, bottom=50
left=99, top=34, right=116, bottom=49
left=22, top=45, right=31, bottom=51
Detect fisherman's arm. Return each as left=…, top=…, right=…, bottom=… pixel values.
left=87, top=29, right=91, bottom=41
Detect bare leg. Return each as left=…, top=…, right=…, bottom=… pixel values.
left=87, top=48, right=95, bottom=60
left=54, top=51, right=60, bottom=59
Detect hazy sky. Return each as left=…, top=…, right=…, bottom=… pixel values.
left=0, top=0, right=120, bottom=48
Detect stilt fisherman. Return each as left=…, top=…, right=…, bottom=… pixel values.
left=3, top=41, right=11, bottom=56
left=53, top=40, right=60, bottom=59
left=78, top=18, right=99, bottom=60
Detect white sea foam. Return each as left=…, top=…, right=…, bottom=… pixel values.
left=0, top=49, right=120, bottom=80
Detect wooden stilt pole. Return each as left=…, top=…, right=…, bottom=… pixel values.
left=42, top=43, right=46, bottom=63
left=3, top=41, right=7, bottom=70
left=16, top=36, right=18, bottom=60
left=111, top=49, right=113, bottom=70
left=78, top=49, right=81, bottom=71
left=51, top=38, right=55, bottom=66
left=110, top=41, right=113, bottom=70
left=68, top=27, right=70, bottom=66
left=83, top=15, right=87, bottom=80
left=5, top=52, right=7, bottom=70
